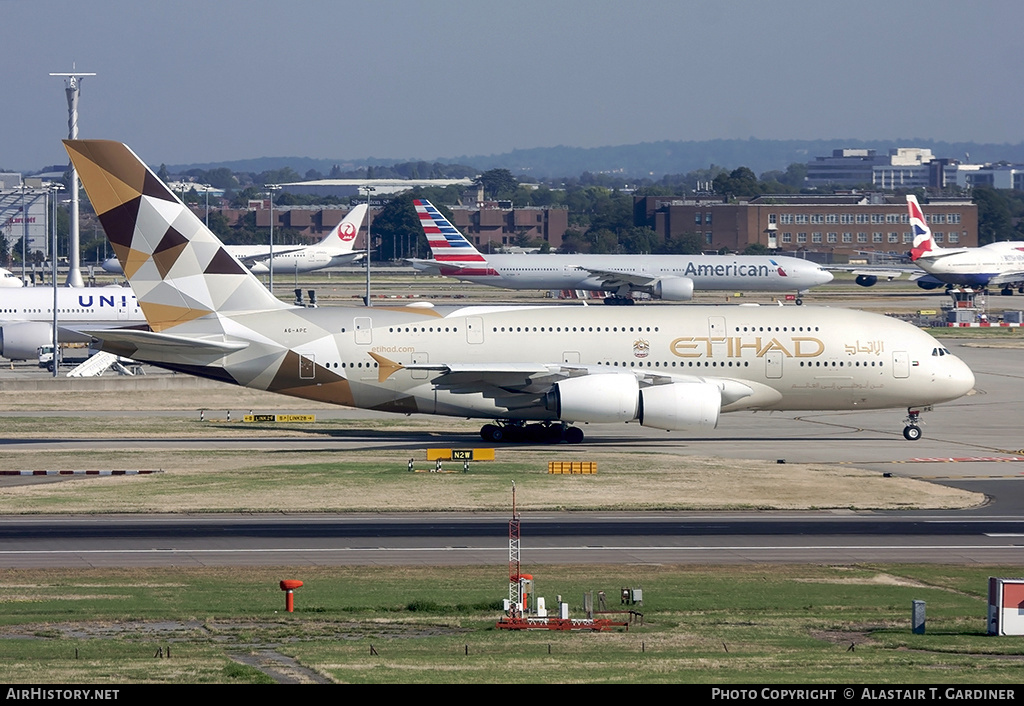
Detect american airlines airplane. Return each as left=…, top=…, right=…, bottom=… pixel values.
left=66, top=140, right=973, bottom=443
left=908, top=195, right=1024, bottom=294
left=409, top=199, right=833, bottom=304
left=0, top=285, right=142, bottom=360
left=100, top=204, right=367, bottom=276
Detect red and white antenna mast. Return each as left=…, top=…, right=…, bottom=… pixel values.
left=508, top=481, right=521, bottom=608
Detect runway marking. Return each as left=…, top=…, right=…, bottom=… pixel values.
left=839, top=457, right=1024, bottom=465
left=0, top=544, right=1022, bottom=556
left=0, top=470, right=162, bottom=476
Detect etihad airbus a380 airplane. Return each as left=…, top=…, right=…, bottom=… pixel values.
left=409, top=199, right=833, bottom=304
left=66, top=140, right=973, bottom=442
left=101, top=204, right=367, bottom=276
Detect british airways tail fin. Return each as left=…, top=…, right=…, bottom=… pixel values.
left=413, top=199, right=487, bottom=263
left=908, top=195, right=940, bottom=261
left=63, top=140, right=291, bottom=331
left=317, top=203, right=367, bottom=251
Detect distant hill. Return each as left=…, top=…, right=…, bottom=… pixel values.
left=168, top=138, right=1024, bottom=181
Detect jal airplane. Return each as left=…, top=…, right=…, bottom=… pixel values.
left=908, top=195, right=1024, bottom=294
left=101, top=204, right=367, bottom=276
left=0, top=285, right=142, bottom=360
left=409, top=199, right=833, bottom=304
left=66, top=140, right=973, bottom=443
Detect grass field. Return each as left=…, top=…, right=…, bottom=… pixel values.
left=1, top=564, right=1022, bottom=684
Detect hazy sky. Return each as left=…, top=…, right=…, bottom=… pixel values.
left=4, top=0, right=1021, bottom=171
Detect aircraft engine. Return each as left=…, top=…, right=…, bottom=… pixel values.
left=0, top=322, right=54, bottom=361
left=916, top=280, right=943, bottom=290
left=548, top=373, right=639, bottom=423
left=855, top=274, right=878, bottom=287
left=652, top=276, right=695, bottom=301
left=638, top=382, right=722, bottom=431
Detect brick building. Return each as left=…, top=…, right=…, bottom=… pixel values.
left=634, top=194, right=978, bottom=261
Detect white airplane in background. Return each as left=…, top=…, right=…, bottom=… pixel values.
left=101, top=203, right=367, bottom=276
left=67, top=140, right=973, bottom=443
left=408, top=199, right=833, bottom=304
left=907, top=195, right=1024, bottom=294
left=0, top=285, right=142, bottom=360
left=0, top=268, right=24, bottom=288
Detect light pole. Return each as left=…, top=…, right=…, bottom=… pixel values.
left=360, top=186, right=376, bottom=306
left=49, top=183, right=63, bottom=378
left=266, top=184, right=281, bottom=292
left=50, top=68, right=95, bottom=288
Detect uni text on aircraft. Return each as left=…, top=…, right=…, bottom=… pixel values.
left=0, top=285, right=142, bottom=361
left=907, top=195, right=1024, bottom=294
left=101, top=203, right=368, bottom=276
left=66, top=140, right=973, bottom=443
left=409, top=199, right=833, bottom=304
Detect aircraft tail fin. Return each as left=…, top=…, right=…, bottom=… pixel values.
left=63, top=140, right=291, bottom=331
left=908, top=195, right=940, bottom=261
left=318, top=203, right=367, bottom=250
left=413, top=199, right=487, bottom=263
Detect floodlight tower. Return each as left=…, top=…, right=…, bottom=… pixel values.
left=50, top=68, right=96, bottom=288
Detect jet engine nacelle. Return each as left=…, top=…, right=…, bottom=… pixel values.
left=0, top=322, right=54, bottom=361
left=916, top=279, right=943, bottom=290
left=652, top=276, right=695, bottom=301
left=855, top=274, right=878, bottom=287
left=548, top=373, right=639, bottom=423
left=638, top=382, right=722, bottom=431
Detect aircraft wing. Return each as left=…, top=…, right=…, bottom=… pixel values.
left=828, top=264, right=917, bottom=281
left=986, top=272, right=1024, bottom=287
left=405, top=258, right=479, bottom=272
left=575, top=266, right=660, bottom=288
left=233, top=247, right=306, bottom=267
left=369, top=353, right=756, bottom=409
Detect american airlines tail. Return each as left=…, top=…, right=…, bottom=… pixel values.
left=908, top=195, right=940, bottom=261
left=63, top=140, right=291, bottom=331
left=318, top=203, right=367, bottom=252
left=413, top=199, right=488, bottom=263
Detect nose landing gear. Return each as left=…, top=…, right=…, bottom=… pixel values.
left=902, top=408, right=926, bottom=441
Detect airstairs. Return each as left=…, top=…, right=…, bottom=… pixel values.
left=65, top=351, right=138, bottom=377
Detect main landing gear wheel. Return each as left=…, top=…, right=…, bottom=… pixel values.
left=795, top=298, right=803, bottom=306
left=479, top=422, right=584, bottom=444
left=902, top=408, right=924, bottom=441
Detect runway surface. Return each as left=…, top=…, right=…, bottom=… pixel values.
left=2, top=511, right=1024, bottom=567
left=1, top=336, right=1023, bottom=568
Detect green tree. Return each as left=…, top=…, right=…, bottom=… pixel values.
left=474, top=169, right=519, bottom=200
left=973, top=187, right=1014, bottom=245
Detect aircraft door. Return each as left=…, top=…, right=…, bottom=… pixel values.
left=466, top=317, right=484, bottom=344
left=765, top=350, right=783, bottom=379
left=354, top=317, right=372, bottom=345
left=298, top=353, right=316, bottom=380
left=411, top=352, right=429, bottom=380
left=708, top=316, right=726, bottom=338
left=892, top=351, right=910, bottom=378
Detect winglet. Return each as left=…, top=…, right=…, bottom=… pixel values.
left=369, top=351, right=404, bottom=382
left=907, top=195, right=937, bottom=261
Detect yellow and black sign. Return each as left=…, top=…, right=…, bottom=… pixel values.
left=243, top=414, right=317, bottom=423
left=426, top=448, right=496, bottom=461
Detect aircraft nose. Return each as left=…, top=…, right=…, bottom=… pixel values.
left=947, top=356, right=976, bottom=398
left=816, top=268, right=834, bottom=285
